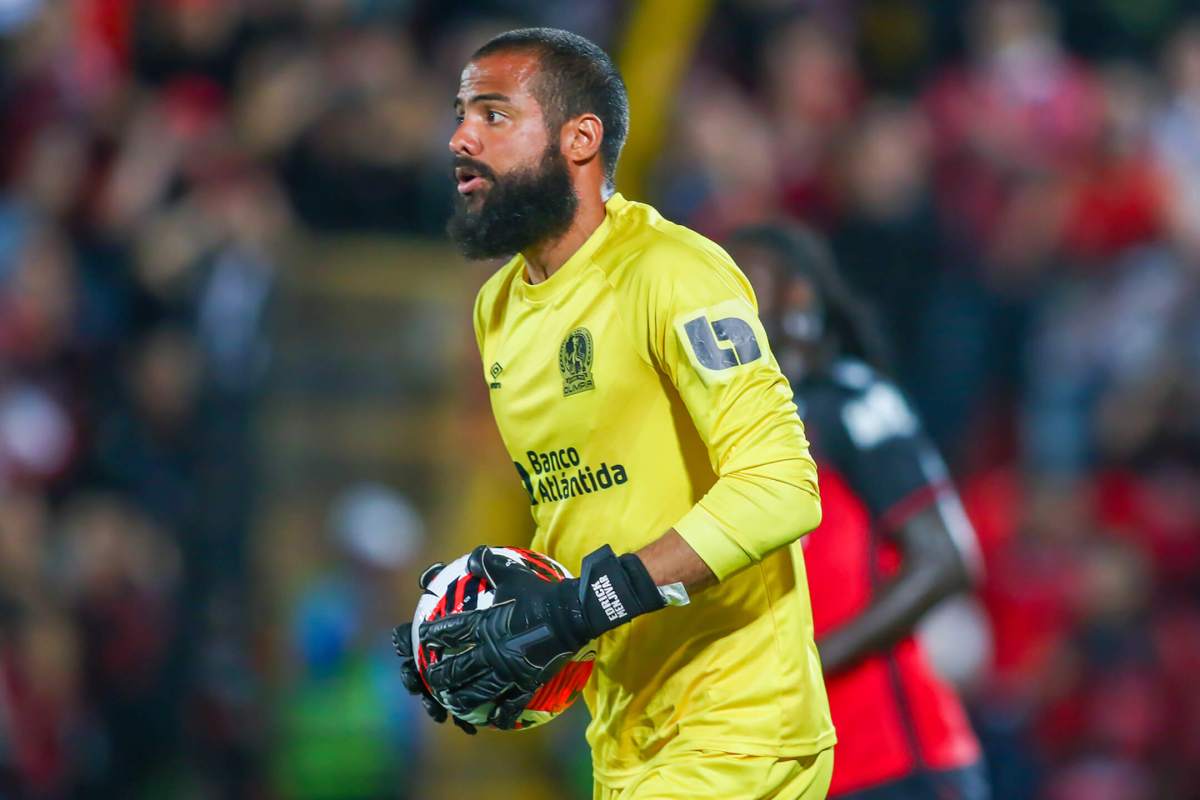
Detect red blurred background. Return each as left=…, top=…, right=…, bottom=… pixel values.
left=1, top=1, right=1198, bottom=798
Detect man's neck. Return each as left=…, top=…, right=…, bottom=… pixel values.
left=522, top=193, right=607, bottom=285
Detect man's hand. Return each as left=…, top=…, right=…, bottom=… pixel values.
left=392, top=563, right=477, bottom=734
left=420, top=545, right=666, bottom=729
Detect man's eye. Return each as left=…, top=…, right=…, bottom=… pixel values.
left=454, top=114, right=464, bottom=124
left=487, top=110, right=503, bottom=123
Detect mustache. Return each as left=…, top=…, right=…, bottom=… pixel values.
left=452, top=156, right=497, bottom=183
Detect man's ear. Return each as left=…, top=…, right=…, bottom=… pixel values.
left=563, top=113, right=604, bottom=166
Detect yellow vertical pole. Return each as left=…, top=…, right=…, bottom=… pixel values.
left=614, top=0, right=716, bottom=200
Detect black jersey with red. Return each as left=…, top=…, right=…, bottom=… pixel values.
left=795, top=359, right=981, bottom=796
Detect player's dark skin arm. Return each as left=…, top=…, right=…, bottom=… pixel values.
left=817, top=505, right=973, bottom=676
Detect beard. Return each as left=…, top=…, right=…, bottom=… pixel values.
left=447, top=143, right=579, bottom=261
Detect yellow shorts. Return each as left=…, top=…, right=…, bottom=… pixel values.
left=593, top=747, right=834, bottom=800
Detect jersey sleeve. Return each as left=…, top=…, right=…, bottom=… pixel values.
left=637, top=243, right=822, bottom=581
left=821, top=369, right=982, bottom=573
left=824, top=371, right=951, bottom=532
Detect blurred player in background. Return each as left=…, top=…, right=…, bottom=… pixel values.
left=393, top=28, right=836, bottom=799
left=729, top=224, right=989, bottom=800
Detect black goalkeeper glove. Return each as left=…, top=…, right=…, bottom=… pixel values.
left=420, top=544, right=667, bottom=729
left=392, top=562, right=477, bottom=735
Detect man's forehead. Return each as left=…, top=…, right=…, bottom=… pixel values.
left=457, top=51, right=541, bottom=103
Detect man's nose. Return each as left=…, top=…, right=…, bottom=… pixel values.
left=449, top=121, right=480, bottom=157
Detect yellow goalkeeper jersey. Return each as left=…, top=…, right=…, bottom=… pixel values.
left=472, top=193, right=835, bottom=783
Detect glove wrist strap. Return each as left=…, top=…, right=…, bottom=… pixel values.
left=577, top=545, right=668, bottom=639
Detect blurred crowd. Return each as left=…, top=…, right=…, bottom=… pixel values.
left=1, top=0, right=1198, bottom=798
left=0, top=0, right=281, bottom=794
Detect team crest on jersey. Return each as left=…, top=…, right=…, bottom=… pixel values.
left=558, top=327, right=595, bottom=396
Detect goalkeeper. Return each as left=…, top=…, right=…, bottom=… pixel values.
left=394, top=27, right=835, bottom=799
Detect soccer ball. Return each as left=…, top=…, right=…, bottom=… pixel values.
left=411, top=547, right=595, bottom=730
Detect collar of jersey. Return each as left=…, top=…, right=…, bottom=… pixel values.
left=516, top=192, right=626, bottom=305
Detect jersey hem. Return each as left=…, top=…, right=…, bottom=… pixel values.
left=590, top=730, right=839, bottom=784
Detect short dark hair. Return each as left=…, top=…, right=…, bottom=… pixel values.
left=472, top=28, right=629, bottom=192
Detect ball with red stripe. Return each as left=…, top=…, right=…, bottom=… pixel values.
left=410, top=546, right=595, bottom=730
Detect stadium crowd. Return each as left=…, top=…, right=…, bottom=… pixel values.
left=0, top=0, right=1197, bottom=797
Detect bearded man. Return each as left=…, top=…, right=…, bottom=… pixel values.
left=394, top=28, right=836, bottom=800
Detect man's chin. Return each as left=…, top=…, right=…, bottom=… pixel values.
left=454, top=190, right=490, bottom=218
left=448, top=212, right=508, bottom=260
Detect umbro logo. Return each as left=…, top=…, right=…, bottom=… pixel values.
left=489, top=362, right=503, bottom=389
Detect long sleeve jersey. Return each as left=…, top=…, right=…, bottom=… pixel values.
left=472, top=192, right=835, bottom=784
